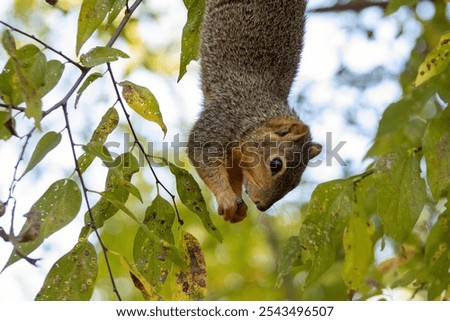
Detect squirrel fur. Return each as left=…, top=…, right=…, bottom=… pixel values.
left=188, top=0, right=322, bottom=223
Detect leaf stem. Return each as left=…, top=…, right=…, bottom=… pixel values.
left=106, top=63, right=184, bottom=226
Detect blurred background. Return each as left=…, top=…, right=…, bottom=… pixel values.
left=0, top=0, right=449, bottom=300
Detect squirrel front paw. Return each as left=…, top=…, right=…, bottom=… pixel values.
left=218, top=196, right=248, bottom=223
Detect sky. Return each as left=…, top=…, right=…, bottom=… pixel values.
left=0, top=0, right=430, bottom=300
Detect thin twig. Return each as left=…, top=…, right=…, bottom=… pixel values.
left=0, top=103, right=26, bottom=112
left=310, top=1, right=389, bottom=13
left=61, top=102, right=122, bottom=301
left=106, top=0, right=143, bottom=47
left=42, top=70, right=89, bottom=116
left=106, top=63, right=184, bottom=226
left=42, top=0, right=144, bottom=117
left=0, top=20, right=85, bottom=70
left=7, top=128, right=35, bottom=236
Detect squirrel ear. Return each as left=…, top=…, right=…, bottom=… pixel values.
left=308, top=142, right=322, bottom=160
left=274, top=121, right=309, bottom=140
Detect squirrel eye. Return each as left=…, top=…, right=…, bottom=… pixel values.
left=270, top=157, right=283, bottom=175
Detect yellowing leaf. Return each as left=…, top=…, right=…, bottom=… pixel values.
left=423, top=210, right=450, bottom=299
left=118, top=254, right=160, bottom=300
left=77, top=107, right=119, bottom=173
left=342, top=212, right=374, bottom=290
left=119, top=80, right=167, bottom=136
left=173, top=231, right=207, bottom=300
left=415, top=32, right=450, bottom=86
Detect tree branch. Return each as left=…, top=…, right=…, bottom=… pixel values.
left=0, top=103, right=26, bottom=112
left=310, top=1, right=389, bottom=13
left=42, top=0, right=143, bottom=117
left=0, top=20, right=85, bottom=70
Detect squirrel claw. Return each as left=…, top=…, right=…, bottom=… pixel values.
left=218, top=196, right=247, bottom=223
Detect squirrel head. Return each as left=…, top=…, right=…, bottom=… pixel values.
left=239, top=117, right=322, bottom=211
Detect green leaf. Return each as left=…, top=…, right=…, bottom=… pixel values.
left=3, top=179, right=82, bottom=269
left=2, top=29, right=16, bottom=54
left=35, top=237, right=98, bottom=300
left=423, top=210, right=450, bottom=300
left=0, top=111, right=13, bottom=141
left=366, top=86, right=433, bottom=157
left=342, top=212, right=374, bottom=290
left=299, top=179, right=354, bottom=286
left=75, top=72, right=103, bottom=108
left=0, top=40, right=45, bottom=129
left=133, top=195, right=175, bottom=292
left=82, top=142, right=114, bottom=163
left=0, top=43, right=42, bottom=105
left=119, top=80, right=167, bottom=136
left=415, top=32, right=450, bottom=87
left=276, top=236, right=302, bottom=288
left=168, top=162, right=222, bottom=242
left=107, top=0, right=126, bottom=25
left=178, top=0, right=205, bottom=81
left=80, top=46, right=129, bottom=67
left=0, top=40, right=63, bottom=124
left=374, top=151, right=426, bottom=242
left=21, top=131, right=62, bottom=178
left=84, top=153, right=138, bottom=228
left=38, top=60, right=65, bottom=98
left=173, top=231, right=207, bottom=300
left=76, top=0, right=111, bottom=55
left=423, top=107, right=450, bottom=200
left=77, top=107, right=119, bottom=173
left=385, top=0, right=419, bottom=15
left=99, top=191, right=186, bottom=269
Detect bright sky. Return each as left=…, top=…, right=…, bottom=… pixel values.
left=0, top=0, right=425, bottom=300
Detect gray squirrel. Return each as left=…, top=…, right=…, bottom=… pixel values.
left=188, top=0, right=322, bottom=223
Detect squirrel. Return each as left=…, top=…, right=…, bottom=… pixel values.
left=187, top=0, right=322, bottom=223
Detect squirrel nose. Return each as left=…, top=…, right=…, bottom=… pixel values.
left=255, top=201, right=269, bottom=212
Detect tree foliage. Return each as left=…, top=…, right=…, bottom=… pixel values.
left=0, top=0, right=449, bottom=301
